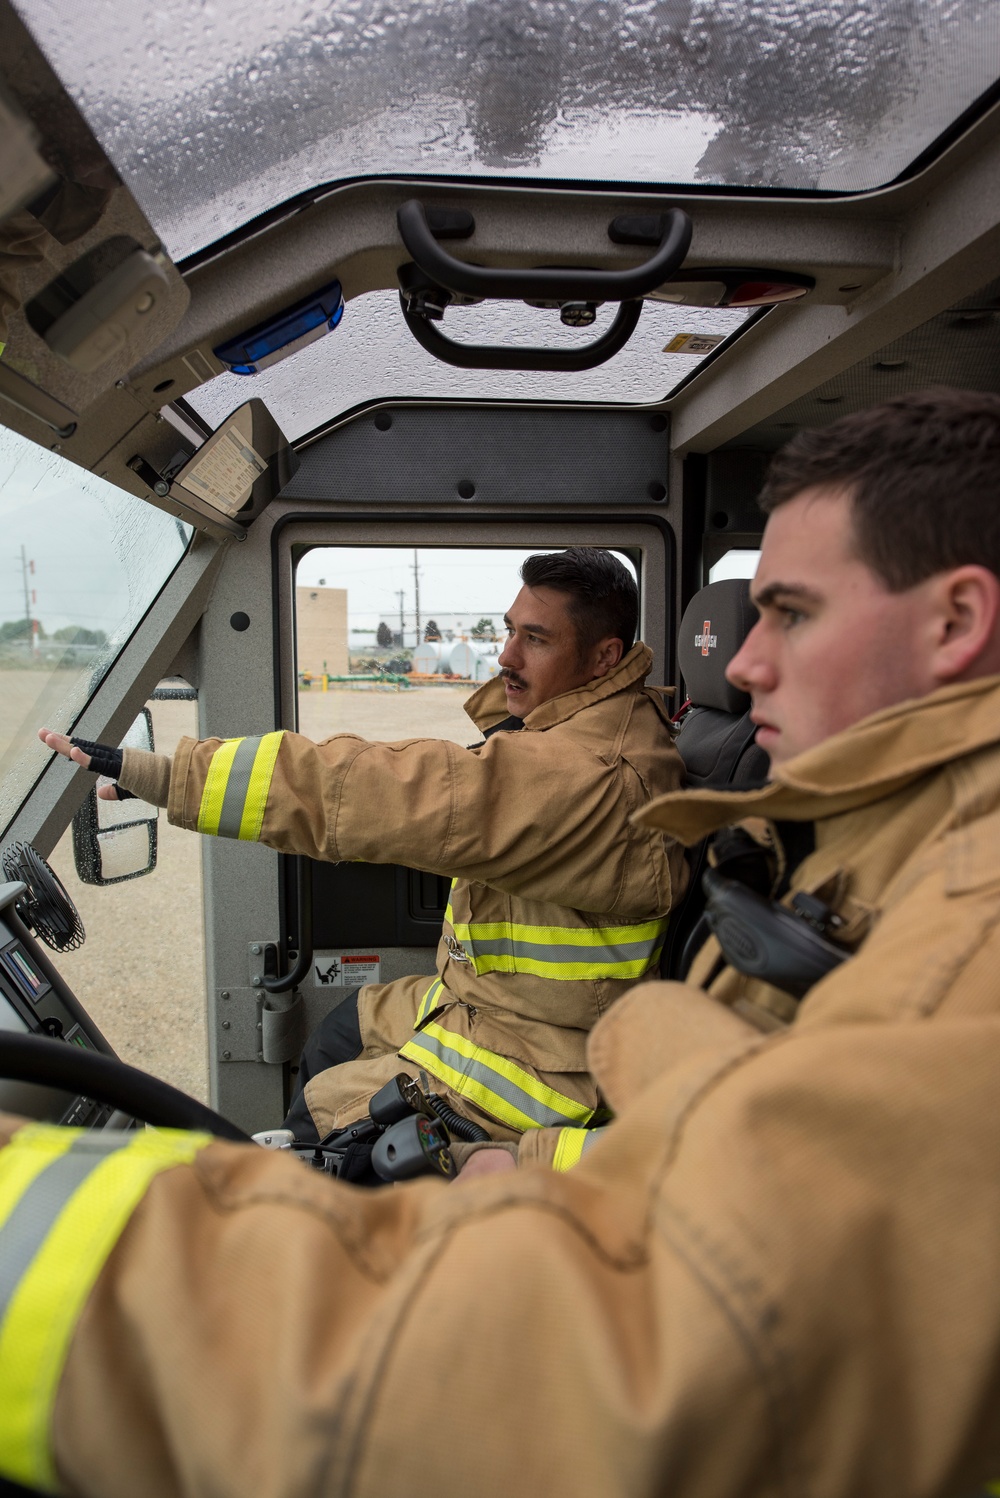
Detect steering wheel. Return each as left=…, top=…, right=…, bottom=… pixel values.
left=0, top=1031, right=251, bottom=1142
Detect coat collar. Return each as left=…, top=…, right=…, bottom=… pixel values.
left=464, top=642, right=654, bottom=733
left=636, top=673, right=1000, bottom=846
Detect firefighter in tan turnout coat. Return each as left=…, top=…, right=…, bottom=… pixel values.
left=16, top=390, right=1000, bottom=1497
left=45, top=548, right=687, bottom=1148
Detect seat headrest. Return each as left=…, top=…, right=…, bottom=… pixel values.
left=677, top=578, right=756, bottom=715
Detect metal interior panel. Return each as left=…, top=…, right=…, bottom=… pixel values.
left=283, top=403, right=671, bottom=509
left=728, top=275, right=1000, bottom=450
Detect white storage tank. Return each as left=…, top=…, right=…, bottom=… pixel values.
left=411, top=641, right=443, bottom=674
left=448, top=642, right=501, bottom=681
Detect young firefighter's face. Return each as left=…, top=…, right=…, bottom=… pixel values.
left=498, top=585, right=620, bottom=718
left=726, top=486, right=940, bottom=766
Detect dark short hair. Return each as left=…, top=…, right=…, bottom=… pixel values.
left=758, top=387, right=1000, bottom=590
left=519, top=547, right=638, bottom=652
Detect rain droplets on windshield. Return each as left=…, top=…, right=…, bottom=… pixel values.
left=13, top=1, right=1000, bottom=258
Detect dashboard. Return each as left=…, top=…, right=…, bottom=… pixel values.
left=0, top=878, right=119, bottom=1128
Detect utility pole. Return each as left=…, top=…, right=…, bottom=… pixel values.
left=413, top=549, right=421, bottom=643
left=20, top=545, right=34, bottom=649
left=397, top=589, right=405, bottom=646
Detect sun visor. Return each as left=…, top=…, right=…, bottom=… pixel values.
left=168, top=400, right=300, bottom=529
left=0, top=2, right=190, bottom=436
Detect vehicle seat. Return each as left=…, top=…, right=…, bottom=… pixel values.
left=660, top=577, right=770, bottom=978
left=673, top=577, right=764, bottom=789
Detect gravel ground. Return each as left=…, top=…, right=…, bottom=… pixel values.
left=43, top=684, right=479, bottom=1101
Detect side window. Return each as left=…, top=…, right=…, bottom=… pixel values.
left=709, top=548, right=760, bottom=584
left=294, top=546, right=637, bottom=747
left=0, top=427, right=192, bottom=835
left=0, top=426, right=205, bottom=1101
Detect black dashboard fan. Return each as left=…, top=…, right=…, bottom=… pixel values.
left=1, top=841, right=85, bottom=951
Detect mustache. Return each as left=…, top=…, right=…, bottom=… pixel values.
left=501, top=669, right=527, bottom=689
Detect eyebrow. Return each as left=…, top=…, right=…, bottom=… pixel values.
left=751, top=581, right=825, bottom=610
left=503, top=613, right=555, bottom=637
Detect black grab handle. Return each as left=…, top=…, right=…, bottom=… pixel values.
left=399, top=296, right=642, bottom=372
left=396, top=201, right=693, bottom=303
left=259, top=854, right=313, bottom=995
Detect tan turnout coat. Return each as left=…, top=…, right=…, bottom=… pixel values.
left=4, top=676, right=1000, bottom=1496
left=154, top=643, right=686, bottom=1136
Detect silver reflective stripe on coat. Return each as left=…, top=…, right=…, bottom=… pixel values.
left=0, top=1133, right=130, bottom=1325
left=216, top=737, right=268, bottom=840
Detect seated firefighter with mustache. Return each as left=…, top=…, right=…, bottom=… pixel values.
left=42, top=547, right=686, bottom=1166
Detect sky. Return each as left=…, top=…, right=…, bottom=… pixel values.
left=0, top=427, right=189, bottom=639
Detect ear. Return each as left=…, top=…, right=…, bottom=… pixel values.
left=589, top=636, right=625, bottom=679
left=930, top=566, right=1000, bottom=683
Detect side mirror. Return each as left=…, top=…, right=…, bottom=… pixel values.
left=71, top=709, right=158, bottom=885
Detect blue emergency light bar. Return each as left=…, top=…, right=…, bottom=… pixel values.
left=214, top=279, right=344, bottom=374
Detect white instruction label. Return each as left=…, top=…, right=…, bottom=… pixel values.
left=312, top=953, right=381, bottom=988
left=663, top=332, right=725, bottom=355
left=178, top=429, right=268, bottom=515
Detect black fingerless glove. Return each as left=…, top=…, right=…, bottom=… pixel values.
left=70, top=738, right=136, bottom=800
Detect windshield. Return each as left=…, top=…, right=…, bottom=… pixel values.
left=186, top=290, right=750, bottom=439
left=14, top=1, right=1000, bottom=260
left=0, top=428, right=192, bottom=836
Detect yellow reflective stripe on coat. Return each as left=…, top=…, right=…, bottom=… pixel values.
left=196, top=732, right=285, bottom=839
left=552, top=1126, right=605, bottom=1172
left=443, top=911, right=668, bottom=981
left=415, top=977, right=445, bottom=1025
left=400, top=1021, right=593, bottom=1132
left=0, top=1124, right=210, bottom=1492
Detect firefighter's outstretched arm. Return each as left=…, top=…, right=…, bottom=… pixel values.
left=39, top=722, right=678, bottom=916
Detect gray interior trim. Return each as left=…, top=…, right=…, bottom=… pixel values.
left=669, top=112, right=1000, bottom=452
left=284, top=403, right=670, bottom=509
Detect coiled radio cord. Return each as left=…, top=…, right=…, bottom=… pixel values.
left=425, top=1092, right=491, bottom=1143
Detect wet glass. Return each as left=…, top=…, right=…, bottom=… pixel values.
left=0, top=426, right=192, bottom=835
left=13, top=0, right=1000, bottom=259
left=186, top=289, right=750, bottom=439
left=294, top=544, right=636, bottom=742
left=709, top=549, right=760, bottom=583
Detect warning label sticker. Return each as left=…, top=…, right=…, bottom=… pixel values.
left=663, top=332, right=725, bottom=355
left=312, top=953, right=381, bottom=987
left=178, top=429, right=268, bottom=515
